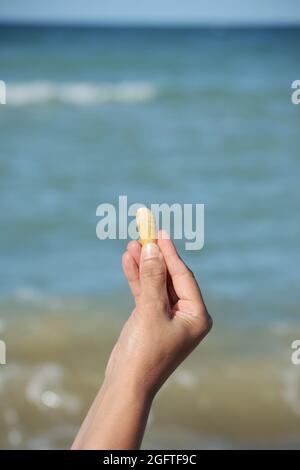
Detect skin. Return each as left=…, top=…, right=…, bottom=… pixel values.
left=72, top=231, right=212, bottom=450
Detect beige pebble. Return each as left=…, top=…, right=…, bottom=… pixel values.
left=136, top=207, right=157, bottom=246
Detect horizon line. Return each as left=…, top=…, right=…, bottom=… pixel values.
left=0, top=19, right=300, bottom=29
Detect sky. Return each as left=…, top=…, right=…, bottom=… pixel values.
left=1, top=0, right=300, bottom=25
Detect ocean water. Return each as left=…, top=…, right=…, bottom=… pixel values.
left=0, top=25, right=300, bottom=449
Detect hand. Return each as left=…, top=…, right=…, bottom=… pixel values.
left=72, top=232, right=212, bottom=450
left=105, top=231, right=212, bottom=398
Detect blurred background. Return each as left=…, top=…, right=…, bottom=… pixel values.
left=0, top=0, right=300, bottom=449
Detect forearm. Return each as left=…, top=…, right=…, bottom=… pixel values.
left=72, top=378, right=153, bottom=450
left=72, top=235, right=212, bottom=449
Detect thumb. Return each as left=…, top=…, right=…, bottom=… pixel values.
left=139, top=243, right=168, bottom=305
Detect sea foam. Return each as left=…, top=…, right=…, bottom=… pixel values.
left=6, top=81, right=158, bottom=106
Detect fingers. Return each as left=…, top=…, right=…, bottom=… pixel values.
left=122, top=250, right=140, bottom=299
left=128, top=240, right=178, bottom=307
left=127, top=240, right=141, bottom=266
left=139, top=243, right=168, bottom=306
left=122, top=241, right=142, bottom=299
left=167, top=271, right=179, bottom=306
left=157, top=230, right=203, bottom=305
left=124, top=233, right=205, bottom=313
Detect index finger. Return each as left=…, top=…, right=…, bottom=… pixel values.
left=157, top=230, right=203, bottom=304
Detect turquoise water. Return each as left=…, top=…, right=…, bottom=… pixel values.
left=0, top=25, right=300, bottom=449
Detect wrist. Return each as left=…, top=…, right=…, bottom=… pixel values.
left=73, top=373, right=153, bottom=450
left=102, top=371, right=156, bottom=406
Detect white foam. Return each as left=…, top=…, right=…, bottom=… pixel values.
left=174, top=369, right=198, bottom=390
left=14, top=286, right=43, bottom=303
left=7, top=81, right=158, bottom=106
left=25, top=363, right=82, bottom=414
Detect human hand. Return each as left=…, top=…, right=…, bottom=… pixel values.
left=72, top=232, right=212, bottom=449
left=105, top=231, right=212, bottom=399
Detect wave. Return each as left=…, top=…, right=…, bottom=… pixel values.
left=6, top=81, right=158, bottom=106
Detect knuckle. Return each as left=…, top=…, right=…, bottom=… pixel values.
left=192, top=311, right=213, bottom=340
left=122, top=251, right=129, bottom=264
left=142, top=260, right=165, bottom=281
left=141, top=298, right=168, bottom=314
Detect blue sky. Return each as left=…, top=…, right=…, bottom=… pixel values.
left=1, top=0, right=300, bottom=24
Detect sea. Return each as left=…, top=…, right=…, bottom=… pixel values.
left=0, top=24, right=300, bottom=449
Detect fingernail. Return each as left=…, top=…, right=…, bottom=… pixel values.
left=142, top=243, right=160, bottom=259
left=159, top=229, right=170, bottom=240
